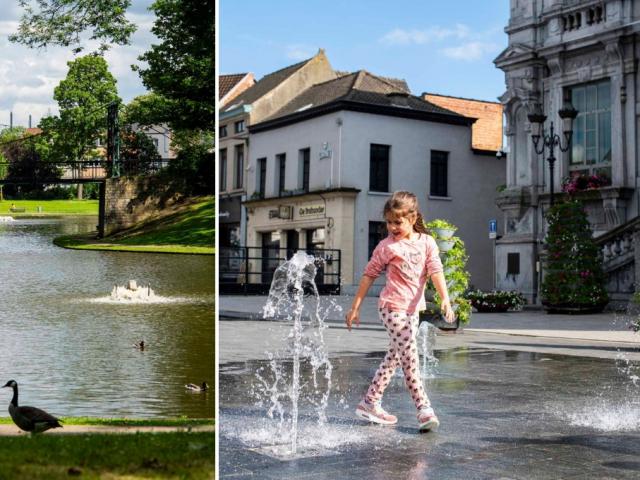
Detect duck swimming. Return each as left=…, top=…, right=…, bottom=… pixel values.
left=2, top=380, right=62, bottom=434
left=185, top=381, right=208, bottom=392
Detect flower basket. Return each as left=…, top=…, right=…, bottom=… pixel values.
left=432, top=227, right=456, bottom=239
left=436, top=239, right=455, bottom=252
left=466, top=290, right=526, bottom=313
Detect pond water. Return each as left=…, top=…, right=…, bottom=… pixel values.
left=0, top=216, right=214, bottom=419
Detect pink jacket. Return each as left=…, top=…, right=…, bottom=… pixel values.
left=364, top=233, right=443, bottom=314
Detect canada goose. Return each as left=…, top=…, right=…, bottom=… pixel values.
left=2, top=380, right=62, bottom=433
left=185, top=381, right=208, bottom=392
left=134, top=341, right=145, bottom=350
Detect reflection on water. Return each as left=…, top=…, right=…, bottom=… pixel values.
left=0, top=217, right=214, bottom=418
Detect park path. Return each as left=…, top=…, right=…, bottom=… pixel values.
left=0, top=424, right=214, bottom=436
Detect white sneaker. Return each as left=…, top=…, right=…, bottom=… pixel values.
left=417, top=406, right=439, bottom=432
left=355, top=400, right=398, bottom=425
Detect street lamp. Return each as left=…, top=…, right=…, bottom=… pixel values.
left=527, top=97, right=578, bottom=206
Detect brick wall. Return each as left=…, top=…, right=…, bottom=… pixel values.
left=99, top=177, right=180, bottom=237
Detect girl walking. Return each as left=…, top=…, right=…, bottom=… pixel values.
left=345, top=191, right=455, bottom=432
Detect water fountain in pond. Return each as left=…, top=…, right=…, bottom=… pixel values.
left=111, top=280, right=158, bottom=302
left=254, top=251, right=334, bottom=456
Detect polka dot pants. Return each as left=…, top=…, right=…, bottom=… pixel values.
left=364, top=307, right=429, bottom=410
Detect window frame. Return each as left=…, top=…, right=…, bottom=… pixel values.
left=219, top=124, right=227, bottom=138
left=234, top=144, right=244, bottom=190
left=430, top=150, right=449, bottom=197
left=276, top=153, right=286, bottom=196
left=257, top=157, right=267, bottom=197
left=299, top=147, right=310, bottom=192
left=369, top=144, right=390, bottom=192
left=234, top=120, right=245, bottom=134
left=219, top=148, right=227, bottom=191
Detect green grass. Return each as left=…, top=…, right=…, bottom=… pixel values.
left=0, top=417, right=214, bottom=427
left=54, top=197, right=214, bottom=255
left=0, top=431, right=214, bottom=479
left=0, top=200, right=98, bottom=216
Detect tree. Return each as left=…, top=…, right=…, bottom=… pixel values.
left=135, top=0, right=215, bottom=131
left=0, top=128, right=62, bottom=198
left=122, top=93, right=171, bottom=127
left=119, top=126, right=162, bottom=175
left=164, top=129, right=214, bottom=195
left=42, top=55, right=120, bottom=165
left=11, top=0, right=136, bottom=53
left=541, top=200, right=609, bottom=313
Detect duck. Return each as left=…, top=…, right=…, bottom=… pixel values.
left=185, top=381, right=208, bottom=392
left=2, top=380, right=62, bottom=434
left=133, top=341, right=145, bottom=350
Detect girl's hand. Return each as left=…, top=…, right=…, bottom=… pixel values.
left=345, top=308, right=360, bottom=331
left=440, top=299, right=455, bottom=323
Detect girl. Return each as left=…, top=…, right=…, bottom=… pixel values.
left=345, top=191, right=455, bottom=432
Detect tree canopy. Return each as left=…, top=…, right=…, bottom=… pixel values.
left=10, top=0, right=136, bottom=53
left=135, top=0, right=215, bottom=131
left=42, top=55, right=120, bottom=163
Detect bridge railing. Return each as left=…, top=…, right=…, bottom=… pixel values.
left=0, top=158, right=170, bottom=184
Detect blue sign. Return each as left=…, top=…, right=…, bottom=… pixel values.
left=489, top=219, right=497, bottom=239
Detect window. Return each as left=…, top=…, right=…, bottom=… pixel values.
left=369, top=144, right=390, bottom=192
left=257, top=157, right=267, bottom=197
left=220, top=148, right=227, bottom=191
left=299, top=148, right=310, bottom=192
left=234, top=145, right=244, bottom=189
left=430, top=150, right=448, bottom=197
left=219, top=125, right=227, bottom=138
left=234, top=120, right=245, bottom=134
left=570, top=80, right=611, bottom=181
left=152, top=138, right=159, bottom=148
left=368, top=222, right=387, bottom=259
left=277, top=153, right=286, bottom=195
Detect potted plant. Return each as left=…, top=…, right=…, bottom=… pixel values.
left=420, top=219, right=471, bottom=330
left=429, top=218, right=457, bottom=240
left=466, top=290, right=526, bottom=313
left=541, top=200, right=609, bottom=313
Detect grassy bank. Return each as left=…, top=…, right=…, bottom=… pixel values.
left=0, top=417, right=214, bottom=427
left=54, top=197, right=214, bottom=254
left=0, top=199, right=98, bottom=216
left=0, top=431, right=214, bottom=479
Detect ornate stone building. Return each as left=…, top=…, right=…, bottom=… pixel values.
left=494, top=0, right=639, bottom=305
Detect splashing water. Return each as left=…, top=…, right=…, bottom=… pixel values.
left=253, top=251, right=335, bottom=456
left=418, top=321, right=439, bottom=378
left=551, top=312, right=640, bottom=431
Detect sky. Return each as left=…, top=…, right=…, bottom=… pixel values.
left=0, top=0, right=157, bottom=129
left=220, top=0, right=510, bottom=103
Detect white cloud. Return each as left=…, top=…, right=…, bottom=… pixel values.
left=440, top=41, right=500, bottom=61
left=286, top=44, right=316, bottom=61
left=0, top=0, right=156, bottom=127
left=379, top=24, right=470, bottom=46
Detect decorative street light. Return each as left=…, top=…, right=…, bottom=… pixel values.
left=527, top=97, right=578, bottom=206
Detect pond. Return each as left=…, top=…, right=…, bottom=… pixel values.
left=0, top=216, right=214, bottom=419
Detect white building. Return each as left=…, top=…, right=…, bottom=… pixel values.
left=242, top=71, right=505, bottom=293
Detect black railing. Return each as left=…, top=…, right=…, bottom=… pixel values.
left=0, top=159, right=169, bottom=184
left=219, top=246, right=341, bottom=295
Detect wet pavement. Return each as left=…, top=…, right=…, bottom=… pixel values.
left=220, top=340, right=640, bottom=479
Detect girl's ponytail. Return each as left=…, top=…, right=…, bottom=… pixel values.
left=414, top=211, right=428, bottom=234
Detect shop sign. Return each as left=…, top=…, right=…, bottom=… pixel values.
left=298, top=204, right=325, bottom=217
left=269, top=205, right=293, bottom=219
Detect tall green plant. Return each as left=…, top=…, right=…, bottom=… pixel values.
left=541, top=200, right=608, bottom=310
left=423, top=219, right=472, bottom=324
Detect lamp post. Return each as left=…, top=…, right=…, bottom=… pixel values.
left=527, top=98, right=578, bottom=207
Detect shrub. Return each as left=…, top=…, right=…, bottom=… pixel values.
left=466, top=290, right=526, bottom=312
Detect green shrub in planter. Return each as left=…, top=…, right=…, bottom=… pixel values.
left=466, top=290, right=526, bottom=313
left=423, top=219, right=471, bottom=325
